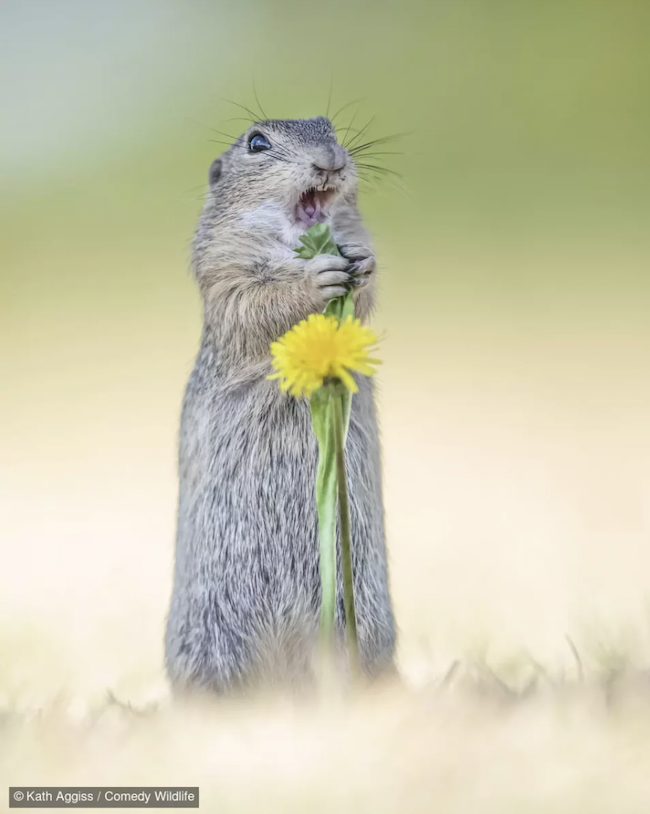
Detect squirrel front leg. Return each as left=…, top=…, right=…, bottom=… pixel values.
left=331, top=205, right=378, bottom=322
left=203, top=254, right=355, bottom=388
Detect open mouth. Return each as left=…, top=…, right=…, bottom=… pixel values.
left=296, top=187, right=337, bottom=228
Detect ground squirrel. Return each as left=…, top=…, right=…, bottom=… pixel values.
left=165, top=116, right=396, bottom=693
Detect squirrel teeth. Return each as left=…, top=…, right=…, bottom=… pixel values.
left=297, top=187, right=336, bottom=228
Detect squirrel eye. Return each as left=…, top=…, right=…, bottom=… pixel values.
left=249, top=133, right=271, bottom=152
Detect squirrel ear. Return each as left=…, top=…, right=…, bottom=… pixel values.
left=208, top=158, right=223, bottom=188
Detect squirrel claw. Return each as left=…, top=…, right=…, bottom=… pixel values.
left=338, top=245, right=376, bottom=281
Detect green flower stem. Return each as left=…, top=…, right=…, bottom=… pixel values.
left=332, top=391, right=360, bottom=678
left=299, top=223, right=359, bottom=682
left=311, top=393, right=337, bottom=665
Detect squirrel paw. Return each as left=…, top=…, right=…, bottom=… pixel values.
left=337, top=244, right=376, bottom=288
left=304, top=254, right=354, bottom=301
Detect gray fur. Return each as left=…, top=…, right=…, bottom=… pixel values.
left=164, top=117, right=396, bottom=693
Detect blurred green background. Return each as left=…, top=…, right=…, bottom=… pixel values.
left=2, top=0, right=650, bottom=696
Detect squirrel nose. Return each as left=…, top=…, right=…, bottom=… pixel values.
left=313, top=165, right=344, bottom=189
left=312, top=146, right=346, bottom=175
left=313, top=160, right=345, bottom=175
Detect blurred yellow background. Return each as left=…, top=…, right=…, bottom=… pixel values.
left=2, top=0, right=650, bottom=705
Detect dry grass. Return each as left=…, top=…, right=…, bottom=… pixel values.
left=2, top=661, right=650, bottom=813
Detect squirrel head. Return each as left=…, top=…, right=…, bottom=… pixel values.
left=207, top=117, right=358, bottom=235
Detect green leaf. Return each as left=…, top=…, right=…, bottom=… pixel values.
left=294, top=222, right=341, bottom=259
left=340, top=291, right=355, bottom=321
left=323, top=291, right=354, bottom=322
left=341, top=388, right=352, bottom=445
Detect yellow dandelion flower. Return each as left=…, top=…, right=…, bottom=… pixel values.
left=268, top=314, right=381, bottom=398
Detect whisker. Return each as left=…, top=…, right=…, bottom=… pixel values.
left=348, top=150, right=407, bottom=158
left=183, top=183, right=212, bottom=194
left=357, top=170, right=410, bottom=196
left=184, top=116, right=226, bottom=134
left=263, top=143, right=293, bottom=159
left=354, top=162, right=404, bottom=179
left=267, top=152, right=291, bottom=164
left=222, top=98, right=263, bottom=124
left=349, top=131, right=413, bottom=154
left=356, top=169, right=392, bottom=188
left=330, top=98, right=363, bottom=126
left=208, top=138, right=237, bottom=148
left=325, top=75, right=334, bottom=119
left=252, top=80, right=268, bottom=120
left=344, top=116, right=376, bottom=151
left=360, top=166, right=402, bottom=178
left=210, top=128, right=241, bottom=141
left=221, top=116, right=256, bottom=127
left=342, top=108, right=361, bottom=150
left=357, top=174, right=383, bottom=189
